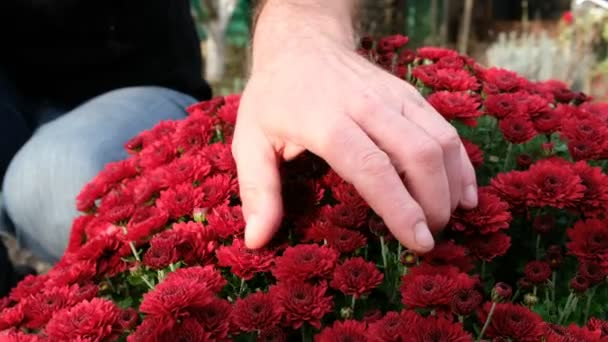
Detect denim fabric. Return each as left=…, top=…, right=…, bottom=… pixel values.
left=1, top=86, right=196, bottom=263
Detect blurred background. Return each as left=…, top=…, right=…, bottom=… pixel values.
left=195, top=0, right=608, bottom=101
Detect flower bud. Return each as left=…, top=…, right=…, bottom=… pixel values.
left=516, top=154, right=533, bottom=169
left=545, top=245, right=563, bottom=269
left=492, top=282, right=512, bottom=302
left=401, top=250, right=418, bottom=267
left=193, top=207, right=207, bottom=223
left=570, top=275, right=590, bottom=294
left=523, top=293, right=538, bottom=306
left=340, top=307, right=354, bottom=319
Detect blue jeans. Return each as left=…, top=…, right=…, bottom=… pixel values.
left=1, top=86, right=196, bottom=263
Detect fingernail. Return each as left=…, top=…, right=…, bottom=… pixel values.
left=463, top=184, right=478, bottom=207
left=414, top=222, right=434, bottom=250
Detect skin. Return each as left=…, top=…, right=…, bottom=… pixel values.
left=232, top=0, right=478, bottom=253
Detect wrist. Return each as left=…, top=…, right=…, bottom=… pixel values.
left=251, top=0, right=357, bottom=73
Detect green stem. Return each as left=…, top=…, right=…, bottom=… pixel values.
left=583, top=287, right=597, bottom=324
left=129, top=242, right=141, bottom=262
left=301, top=324, right=311, bottom=342
left=351, top=295, right=356, bottom=311
left=551, top=272, right=557, bottom=305
left=503, top=143, right=514, bottom=171
left=477, top=302, right=497, bottom=342
left=480, top=261, right=487, bottom=281
left=238, top=278, right=246, bottom=297
left=512, top=288, right=521, bottom=303
left=558, top=292, right=575, bottom=324
left=380, top=236, right=388, bottom=270
left=141, top=275, right=154, bottom=290
left=535, top=234, right=541, bottom=260
left=169, top=263, right=177, bottom=272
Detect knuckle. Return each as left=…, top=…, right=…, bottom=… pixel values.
left=412, top=138, right=443, bottom=167
left=351, top=94, right=382, bottom=121
left=435, top=127, right=461, bottom=151
left=357, top=149, right=392, bottom=178
left=317, top=120, right=345, bottom=154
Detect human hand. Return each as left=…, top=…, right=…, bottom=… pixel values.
left=232, top=1, right=478, bottom=253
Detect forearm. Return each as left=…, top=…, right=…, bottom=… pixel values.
left=251, top=0, right=358, bottom=72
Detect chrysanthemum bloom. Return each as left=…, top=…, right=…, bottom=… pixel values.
left=465, top=232, right=512, bottom=262
left=330, top=257, right=384, bottom=298
left=215, top=238, right=275, bottom=280
left=477, top=303, right=544, bottom=342
left=272, top=244, right=339, bottom=282
left=524, top=261, right=552, bottom=284
left=450, top=188, right=512, bottom=235
left=270, top=281, right=333, bottom=329
left=315, top=320, right=367, bottom=342
left=567, top=219, right=608, bottom=269
left=45, top=298, right=122, bottom=341
left=366, top=311, right=418, bottom=342
left=232, top=292, right=283, bottom=333
left=410, top=316, right=473, bottom=341
left=451, top=288, right=483, bottom=316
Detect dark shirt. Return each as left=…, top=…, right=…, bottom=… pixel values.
left=0, top=0, right=212, bottom=106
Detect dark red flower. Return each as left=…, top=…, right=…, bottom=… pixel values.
left=160, top=153, right=212, bottom=186
left=412, top=64, right=439, bottom=87
left=193, top=297, right=232, bottom=339
left=9, top=274, right=49, bottom=301
left=206, top=204, right=245, bottom=238
left=411, top=316, right=473, bottom=341
left=322, top=203, right=368, bottom=228
left=434, top=68, right=480, bottom=91
left=416, top=46, right=459, bottom=61
left=202, top=143, right=236, bottom=173
left=172, top=113, right=214, bottom=153
left=377, top=34, right=409, bottom=53
left=272, top=244, right=338, bottom=282
left=490, top=170, right=530, bottom=207
left=271, top=281, right=333, bottom=329
left=526, top=160, right=586, bottom=208
left=257, top=326, right=287, bottom=342
left=587, top=317, right=608, bottom=336
left=451, top=288, right=483, bottom=316
left=117, top=308, right=139, bottom=330
left=167, top=265, right=227, bottom=293
left=367, top=311, right=419, bottom=342
left=462, top=138, right=484, bottom=168
left=450, top=188, right=512, bottom=235
left=143, top=235, right=179, bottom=270
left=422, top=240, right=473, bottom=272
left=545, top=323, right=603, bottom=342
left=499, top=114, right=537, bottom=144
left=484, top=93, right=521, bottom=119
left=477, top=303, right=545, bottom=342
left=156, top=317, right=213, bottom=342
left=139, top=139, right=176, bottom=170
left=315, top=320, right=367, bottom=342
left=216, top=95, right=240, bottom=126
left=139, top=277, right=215, bottom=320
left=401, top=265, right=475, bottom=309
left=216, top=239, right=275, bottom=280
left=156, top=182, right=202, bottom=219
left=492, top=282, right=513, bottom=301
left=532, top=108, right=562, bottom=134
left=567, top=219, right=608, bottom=269
left=571, top=161, right=608, bottom=217
left=483, top=67, right=526, bottom=92
left=570, top=275, right=590, bottom=293
left=427, top=91, right=482, bottom=124
left=330, top=257, right=384, bottom=298
left=465, top=232, right=512, bottom=262
left=578, top=262, right=608, bottom=285
left=22, top=285, right=76, bottom=329
left=524, top=261, right=552, bottom=284
left=45, top=298, right=122, bottom=341
left=533, top=214, right=556, bottom=234
left=199, top=173, right=236, bottom=208
left=232, top=292, right=283, bottom=332
left=125, top=205, right=169, bottom=242
left=325, top=226, right=367, bottom=254
left=436, top=55, right=466, bottom=69
left=65, top=215, right=94, bottom=254
left=516, top=154, right=534, bottom=169
left=331, top=182, right=365, bottom=208
left=0, top=303, right=25, bottom=331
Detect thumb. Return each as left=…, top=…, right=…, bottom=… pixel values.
left=232, top=126, right=283, bottom=249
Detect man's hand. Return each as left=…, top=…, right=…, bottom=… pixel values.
left=232, top=0, right=478, bottom=253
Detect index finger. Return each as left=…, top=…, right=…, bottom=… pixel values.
left=306, top=118, right=434, bottom=253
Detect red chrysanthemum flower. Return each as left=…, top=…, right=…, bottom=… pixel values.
left=199, top=173, right=236, bottom=208
left=117, top=308, right=139, bottom=331
left=139, top=277, right=215, bottom=320
left=436, top=55, right=466, bottom=69
left=482, top=67, right=526, bottom=92
left=450, top=188, right=512, bottom=235
left=465, top=232, right=512, bottom=262
left=143, top=237, right=179, bottom=270
left=257, top=326, right=288, bottom=342
left=526, top=160, right=586, bottom=208
left=156, top=317, right=213, bottom=342
left=331, top=182, right=365, bottom=208
left=322, top=203, right=368, bottom=229
left=451, top=288, right=483, bottom=316
left=202, top=143, right=236, bottom=173
left=462, top=138, right=484, bottom=168
left=567, top=219, right=608, bottom=269
left=571, top=161, right=608, bottom=217
left=193, top=297, right=232, bottom=340
left=532, top=107, right=562, bottom=134
left=324, top=226, right=367, bottom=254
left=216, top=239, right=275, bottom=280
left=490, top=170, right=530, bottom=207
left=156, top=182, right=202, bottom=219
left=45, top=298, right=122, bottom=341
left=125, top=205, right=169, bottom=242
left=400, top=266, right=474, bottom=309
left=9, top=274, right=49, bottom=301
left=587, top=317, right=608, bottom=336
left=434, top=68, right=480, bottom=91
left=367, top=310, right=420, bottom=342
left=270, top=281, right=333, bottom=329
left=426, top=91, right=482, bottom=124
left=421, top=240, right=474, bottom=272
left=232, top=292, right=283, bottom=333
left=206, top=204, right=245, bottom=239
left=411, top=316, right=473, bottom=341
left=160, top=153, right=212, bottom=186
left=172, top=113, right=215, bottom=153
left=477, top=303, right=545, bottom=342
left=545, top=323, right=602, bottom=342
left=376, top=34, right=409, bottom=53
left=416, top=46, right=459, bottom=60
left=216, top=94, right=240, bottom=126
left=330, top=257, right=384, bottom=298
left=578, top=262, right=608, bottom=286
left=499, top=113, right=537, bottom=144
left=272, top=244, right=339, bottom=282
left=315, top=320, right=367, bottom=342
left=412, top=64, right=439, bottom=87
left=22, top=285, right=77, bottom=329
left=484, top=92, right=520, bottom=119
left=138, top=139, right=176, bottom=170
left=524, top=261, right=552, bottom=284
left=167, top=265, right=227, bottom=293
left=0, top=303, right=25, bottom=331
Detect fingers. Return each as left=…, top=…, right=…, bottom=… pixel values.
left=459, top=146, right=478, bottom=209
left=351, top=102, right=451, bottom=231
left=232, top=123, right=283, bottom=249
left=307, top=117, right=434, bottom=253
left=399, top=87, right=478, bottom=209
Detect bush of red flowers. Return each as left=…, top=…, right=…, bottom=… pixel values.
left=2, top=35, right=608, bottom=341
